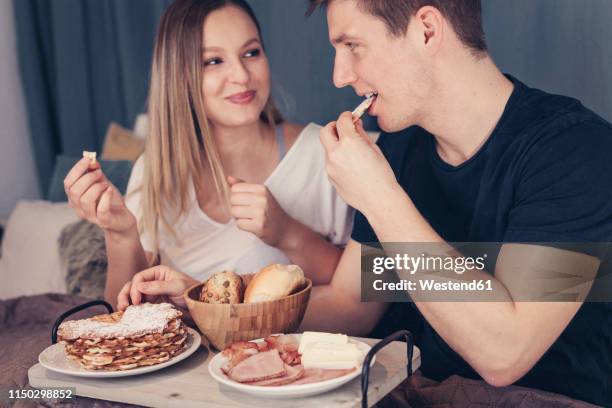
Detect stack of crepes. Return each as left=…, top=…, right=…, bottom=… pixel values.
left=57, top=303, right=188, bottom=371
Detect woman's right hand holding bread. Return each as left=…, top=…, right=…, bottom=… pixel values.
left=64, top=156, right=136, bottom=236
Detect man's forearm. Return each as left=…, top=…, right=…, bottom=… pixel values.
left=104, top=227, right=150, bottom=308
left=410, top=296, right=580, bottom=386
left=362, top=187, right=583, bottom=385
left=299, top=285, right=386, bottom=337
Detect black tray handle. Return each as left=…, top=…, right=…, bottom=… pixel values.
left=361, top=329, right=414, bottom=408
left=51, top=300, right=114, bottom=344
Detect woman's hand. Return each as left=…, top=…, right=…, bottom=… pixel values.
left=64, top=157, right=136, bottom=236
left=228, top=176, right=293, bottom=247
left=117, top=265, right=199, bottom=311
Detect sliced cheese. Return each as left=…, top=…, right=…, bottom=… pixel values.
left=299, top=331, right=348, bottom=354
left=300, top=341, right=364, bottom=370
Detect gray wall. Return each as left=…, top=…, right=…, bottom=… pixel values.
left=0, top=0, right=39, bottom=220
left=254, top=0, right=612, bottom=125
left=249, top=0, right=377, bottom=129
left=483, top=0, right=612, bottom=121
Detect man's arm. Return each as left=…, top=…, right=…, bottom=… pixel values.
left=368, top=187, right=599, bottom=386
left=299, top=239, right=388, bottom=336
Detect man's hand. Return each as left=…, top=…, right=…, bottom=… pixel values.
left=320, top=112, right=400, bottom=215
left=117, top=265, right=198, bottom=311
left=228, top=176, right=293, bottom=247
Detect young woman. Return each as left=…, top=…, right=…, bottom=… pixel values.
left=63, top=0, right=352, bottom=310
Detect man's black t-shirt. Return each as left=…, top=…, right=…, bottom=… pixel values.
left=351, top=76, right=612, bottom=406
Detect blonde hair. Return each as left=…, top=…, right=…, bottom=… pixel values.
left=140, top=0, right=282, bottom=247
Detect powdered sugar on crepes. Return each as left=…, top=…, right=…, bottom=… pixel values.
left=58, top=303, right=182, bottom=340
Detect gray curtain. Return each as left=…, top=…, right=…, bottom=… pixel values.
left=13, top=0, right=172, bottom=195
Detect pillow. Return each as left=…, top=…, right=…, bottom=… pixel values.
left=47, top=155, right=133, bottom=202
left=58, top=220, right=107, bottom=300
left=0, top=200, right=79, bottom=299
left=101, top=122, right=145, bottom=161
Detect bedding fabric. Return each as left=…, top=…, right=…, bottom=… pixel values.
left=0, top=294, right=136, bottom=408
left=59, top=220, right=107, bottom=299
left=0, top=201, right=79, bottom=300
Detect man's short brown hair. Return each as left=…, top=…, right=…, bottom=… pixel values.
left=307, top=0, right=487, bottom=53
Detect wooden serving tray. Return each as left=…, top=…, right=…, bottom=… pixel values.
left=29, top=337, right=420, bottom=408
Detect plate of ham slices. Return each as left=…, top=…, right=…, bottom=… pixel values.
left=208, top=333, right=375, bottom=398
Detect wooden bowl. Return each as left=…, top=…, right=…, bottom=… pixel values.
left=183, top=274, right=312, bottom=350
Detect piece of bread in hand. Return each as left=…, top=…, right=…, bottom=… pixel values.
left=244, top=264, right=306, bottom=303
left=200, top=270, right=244, bottom=304
left=82, top=150, right=99, bottom=171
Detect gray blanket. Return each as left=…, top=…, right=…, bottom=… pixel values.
left=0, top=294, right=136, bottom=408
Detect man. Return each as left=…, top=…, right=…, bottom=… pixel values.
left=301, top=0, right=612, bottom=405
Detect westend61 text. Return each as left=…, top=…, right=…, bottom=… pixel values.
left=373, top=279, right=493, bottom=292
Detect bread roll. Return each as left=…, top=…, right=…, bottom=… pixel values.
left=244, top=264, right=306, bottom=303
left=200, top=270, right=244, bottom=304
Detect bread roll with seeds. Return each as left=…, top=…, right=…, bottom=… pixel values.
left=200, top=270, right=244, bottom=304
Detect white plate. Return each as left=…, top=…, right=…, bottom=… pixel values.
left=208, top=334, right=375, bottom=399
left=38, top=327, right=201, bottom=378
